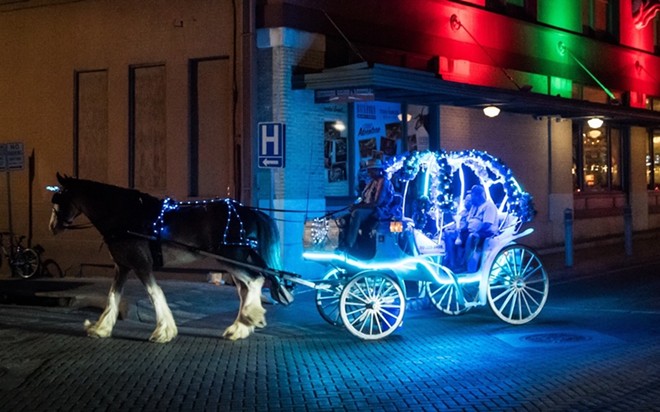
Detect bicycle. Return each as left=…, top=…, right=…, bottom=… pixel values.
left=0, top=232, right=62, bottom=279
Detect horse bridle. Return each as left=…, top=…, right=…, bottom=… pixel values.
left=51, top=192, right=93, bottom=230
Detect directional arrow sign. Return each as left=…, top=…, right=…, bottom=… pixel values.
left=258, top=122, right=285, bottom=169
left=261, top=158, right=281, bottom=167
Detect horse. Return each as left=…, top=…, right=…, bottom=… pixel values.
left=49, top=173, right=292, bottom=342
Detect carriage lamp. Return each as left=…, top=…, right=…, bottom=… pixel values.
left=390, top=221, right=404, bottom=233
left=483, top=106, right=501, bottom=118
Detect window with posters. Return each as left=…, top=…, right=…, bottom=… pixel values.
left=353, top=101, right=405, bottom=194
left=323, top=101, right=430, bottom=199
left=406, top=104, right=430, bottom=153
left=324, top=107, right=349, bottom=197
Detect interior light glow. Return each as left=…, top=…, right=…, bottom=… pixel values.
left=587, top=118, right=604, bottom=128
left=333, top=121, right=346, bottom=131
left=483, top=106, right=501, bottom=117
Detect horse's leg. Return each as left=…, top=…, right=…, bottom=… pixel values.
left=134, top=269, right=178, bottom=343
left=241, top=276, right=267, bottom=328
left=223, top=270, right=266, bottom=340
left=84, top=264, right=129, bottom=338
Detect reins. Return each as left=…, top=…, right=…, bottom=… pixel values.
left=248, top=205, right=350, bottom=220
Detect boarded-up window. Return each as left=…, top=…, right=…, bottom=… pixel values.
left=190, top=57, right=233, bottom=198
left=75, top=70, right=108, bottom=182
left=130, top=64, right=166, bottom=193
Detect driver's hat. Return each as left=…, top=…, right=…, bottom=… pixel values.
left=366, top=158, right=384, bottom=170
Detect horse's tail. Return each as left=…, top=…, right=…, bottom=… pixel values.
left=256, top=210, right=282, bottom=271
left=254, top=209, right=294, bottom=305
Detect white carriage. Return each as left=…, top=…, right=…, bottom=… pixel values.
left=302, top=150, right=549, bottom=340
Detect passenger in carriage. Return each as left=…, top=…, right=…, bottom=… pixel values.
left=340, top=158, right=395, bottom=251
left=463, top=184, right=499, bottom=272
left=442, top=191, right=472, bottom=269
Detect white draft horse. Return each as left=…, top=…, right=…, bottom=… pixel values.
left=49, top=174, right=291, bottom=342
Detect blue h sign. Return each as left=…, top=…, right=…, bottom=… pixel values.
left=258, top=122, right=285, bottom=168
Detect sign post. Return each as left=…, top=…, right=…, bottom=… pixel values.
left=0, top=142, right=25, bottom=237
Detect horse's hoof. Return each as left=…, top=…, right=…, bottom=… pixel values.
left=84, top=320, right=111, bottom=338
left=223, top=323, right=253, bottom=340
left=242, top=306, right=266, bottom=328
left=149, top=325, right=178, bottom=343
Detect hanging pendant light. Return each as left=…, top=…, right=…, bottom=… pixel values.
left=587, top=117, right=604, bottom=128
left=483, top=106, right=501, bottom=118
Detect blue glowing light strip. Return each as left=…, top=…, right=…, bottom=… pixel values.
left=152, top=197, right=255, bottom=248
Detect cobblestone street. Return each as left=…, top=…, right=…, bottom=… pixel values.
left=0, top=256, right=658, bottom=411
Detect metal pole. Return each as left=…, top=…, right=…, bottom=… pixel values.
left=5, top=171, right=13, bottom=240
left=564, top=208, right=573, bottom=267
left=624, top=205, right=633, bottom=256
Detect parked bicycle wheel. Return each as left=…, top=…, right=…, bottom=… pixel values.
left=12, top=248, right=41, bottom=279
left=41, top=259, right=64, bottom=278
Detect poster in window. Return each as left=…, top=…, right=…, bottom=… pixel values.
left=335, top=137, right=347, bottom=162
left=324, top=140, right=332, bottom=169
left=380, top=136, right=397, bottom=156
left=385, top=122, right=402, bottom=141
left=329, top=162, right=347, bottom=182
left=359, top=138, right=377, bottom=158
left=407, top=105, right=429, bottom=151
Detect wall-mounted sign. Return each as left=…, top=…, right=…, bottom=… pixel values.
left=315, top=88, right=374, bottom=103
left=258, top=123, right=285, bottom=168
left=0, top=142, right=24, bottom=171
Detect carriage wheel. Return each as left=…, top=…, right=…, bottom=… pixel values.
left=426, top=276, right=478, bottom=315
left=339, top=272, right=406, bottom=340
left=315, top=268, right=347, bottom=326
left=487, top=245, right=548, bottom=324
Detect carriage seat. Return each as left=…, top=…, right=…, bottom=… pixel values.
left=413, top=229, right=445, bottom=256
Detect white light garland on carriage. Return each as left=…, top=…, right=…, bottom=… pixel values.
left=152, top=197, right=256, bottom=248
left=306, top=149, right=535, bottom=258
left=309, top=218, right=330, bottom=247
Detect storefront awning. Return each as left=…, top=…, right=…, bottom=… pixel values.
left=293, top=63, right=660, bottom=128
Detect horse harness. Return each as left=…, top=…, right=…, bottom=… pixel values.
left=149, top=197, right=259, bottom=268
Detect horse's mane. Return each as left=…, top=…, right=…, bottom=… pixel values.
left=60, top=175, right=163, bottom=239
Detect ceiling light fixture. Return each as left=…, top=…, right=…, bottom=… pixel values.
left=587, top=117, right=604, bottom=129
left=333, top=121, right=346, bottom=131
left=483, top=106, right=501, bottom=118
left=397, top=113, right=413, bottom=122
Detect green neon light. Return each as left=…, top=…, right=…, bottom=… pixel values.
left=558, top=42, right=616, bottom=100
left=567, top=52, right=616, bottom=100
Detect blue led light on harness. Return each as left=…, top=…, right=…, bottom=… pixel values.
left=152, top=197, right=258, bottom=249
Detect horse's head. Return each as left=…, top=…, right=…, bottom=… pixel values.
left=49, top=173, right=82, bottom=235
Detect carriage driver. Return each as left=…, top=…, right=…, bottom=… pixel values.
left=341, top=158, right=394, bottom=251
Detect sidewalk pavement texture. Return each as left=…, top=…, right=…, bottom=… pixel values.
left=1, top=230, right=659, bottom=330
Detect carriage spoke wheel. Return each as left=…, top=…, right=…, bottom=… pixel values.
left=339, top=272, right=405, bottom=340
left=12, top=249, right=40, bottom=279
left=315, top=268, right=346, bottom=326
left=487, top=245, right=548, bottom=324
left=426, top=276, right=478, bottom=315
